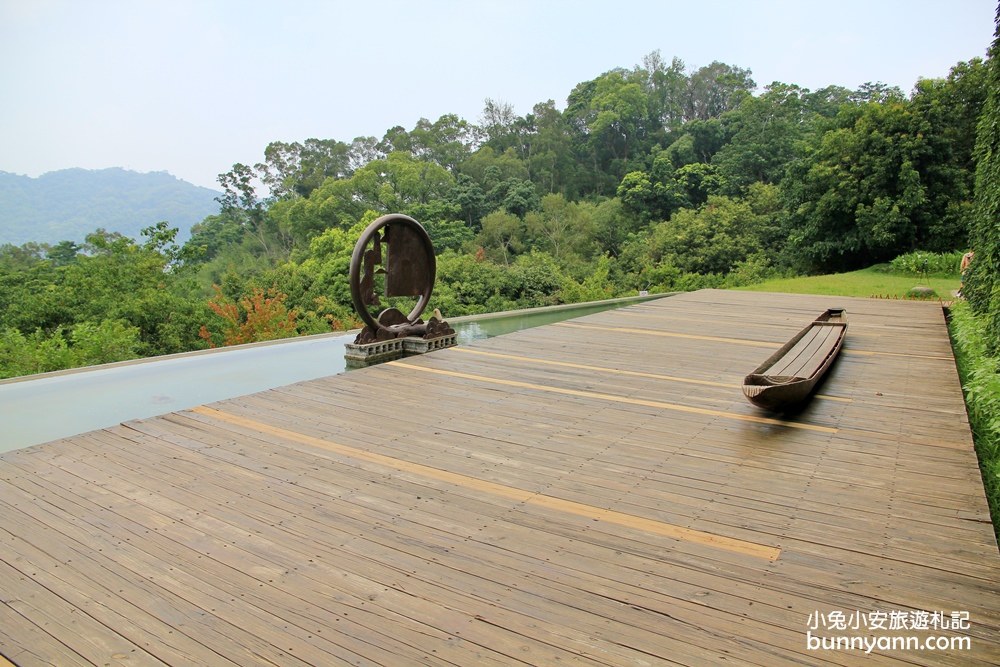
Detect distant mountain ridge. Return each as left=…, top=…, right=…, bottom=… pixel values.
left=0, top=168, right=222, bottom=246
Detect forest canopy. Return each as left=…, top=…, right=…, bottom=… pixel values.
left=0, top=47, right=992, bottom=378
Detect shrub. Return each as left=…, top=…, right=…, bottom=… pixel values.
left=200, top=285, right=299, bottom=347
left=723, top=252, right=780, bottom=288
left=888, top=250, right=963, bottom=276
left=905, top=286, right=939, bottom=300
left=0, top=320, right=141, bottom=379
left=949, top=301, right=1000, bottom=542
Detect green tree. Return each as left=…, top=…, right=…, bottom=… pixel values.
left=377, top=125, right=413, bottom=155
left=851, top=81, right=905, bottom=104
left=217, top=162, right=278, bottom=256
left=559, top=254, right=618, bottom=302
left=0, top=327, right=70, bottom=378
left=644, top=195, right=767, bottom=275
left=589, top=71, right=649, bottom=176
left=431, top=250, right=563, bottom=316
left=478, top=98, right=521, bottom=150
left=409, top=113, right=476, bottom=172
left=682, top=61, right=756, bottom=121
left=617, top=167, right=684, bottom=223
left=268, top=151, right=456, bottom=246
left=634, top=50, right=688, bottom=135
left=183, top=214, right=247, bottom=262
left=673, top=163, right=726, bottom=207
left=296, top=222, right=364, bottom=316
left=782, top=99, right=936, bottom=271
left=564, top=75, right=624, bottom=196
left=0, top=242, right=47, bottom=272
left=355, top=151, right=455, bottom=210
left=445, top=174, right=488, bottom=228
left=617, top=149, right=702, bottom=221
left=0, top=224, right=205, bottom=372
left=591, top=197, right=641, bottom=258
left=0, top=263, right=70, bottom=338
left=803, top=85, right=853, bottom=119
left=461, top=146, right=529, bottom=187
left=61, top=226, right=204, bottom=356
left=348, top=136, right=381, bottom=172
left=257, top=138, right=352, bottom=199
left=69, top=320, right=142, bottom=366
left=964, top=7, right=1000, bottom=348
left=713, top=82, right=810, bottom=193
left=524, top=193, right=594, bottom=261
left=405, top=200, right=474, bottom=254
left=525, top=100, right=579, bottom=197
left=478, top=209, right=524, bottom=266
left=910, top=58, right=988, bottom=251
left=486, top=177, right=539, bottom=219
left=668, top=118, right=728, bottom=166
left=46, top=240, right=81, bottom=267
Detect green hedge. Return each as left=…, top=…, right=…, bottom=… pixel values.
left=887, top=250, right=963, bottom=276
left=949, top=301, right=1000, bottom=542
left=965, top=7, right=1000, bottom=352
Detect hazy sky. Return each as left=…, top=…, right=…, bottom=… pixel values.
left=1, top=0, right=996, bottom=191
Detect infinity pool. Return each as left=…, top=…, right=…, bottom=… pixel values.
left=0, top=295, right=666, bottom=451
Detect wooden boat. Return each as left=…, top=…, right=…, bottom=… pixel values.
left=742, top=308, right=848, bottom=410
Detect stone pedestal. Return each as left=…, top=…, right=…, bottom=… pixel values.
left=344, top=338, right=405, bottom=366
left=344, top=334, right=457, bottom=369
left=402, top=333, right=458, bottom=354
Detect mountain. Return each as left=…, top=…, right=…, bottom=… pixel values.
left=0, top=168, right=222, bottom=246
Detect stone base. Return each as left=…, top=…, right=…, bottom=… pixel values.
left=344, top=334, right=457, bottom=368
left=344, top=338, right=405, bottom=363
left=402, top=333, right=458, bottom=354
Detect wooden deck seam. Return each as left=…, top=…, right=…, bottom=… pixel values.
left=556, top=320, right=956, bottom=361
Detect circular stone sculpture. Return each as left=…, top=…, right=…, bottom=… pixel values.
left=348, top=213, right=439, bottom=340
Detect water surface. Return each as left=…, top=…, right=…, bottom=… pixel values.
left=0, top=296, right=662, bottom=451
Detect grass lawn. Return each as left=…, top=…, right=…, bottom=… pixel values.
left=734, top=266, right=960, bottom=299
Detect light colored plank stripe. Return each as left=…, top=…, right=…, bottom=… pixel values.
left=555, top=321, right=776, bottom=347
left=390, top=360, right=839, bottom=434
left=843, top=348, right=954, bottom=361
left=451, top=347, right=735, bottom=387
left=556, top=321, right=953, bottom=360
left=189, top=405, right=782, bottom=562
left=450, top=348, right=853, bottom=403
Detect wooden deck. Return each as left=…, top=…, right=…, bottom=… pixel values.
left=1, top=289, right=997, bottom=666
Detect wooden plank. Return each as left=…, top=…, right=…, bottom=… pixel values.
left=0, top=551, right=173, bottom=667
left=0, top=594, right=93, bottom=667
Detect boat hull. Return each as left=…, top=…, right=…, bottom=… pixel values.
left=742, top=308, right=848, bottom=411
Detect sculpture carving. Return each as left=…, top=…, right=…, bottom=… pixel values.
left=348, top=214, right=455, bottom=345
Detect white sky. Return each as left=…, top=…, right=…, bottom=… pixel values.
left=1, top=0, right=996, bottom=190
